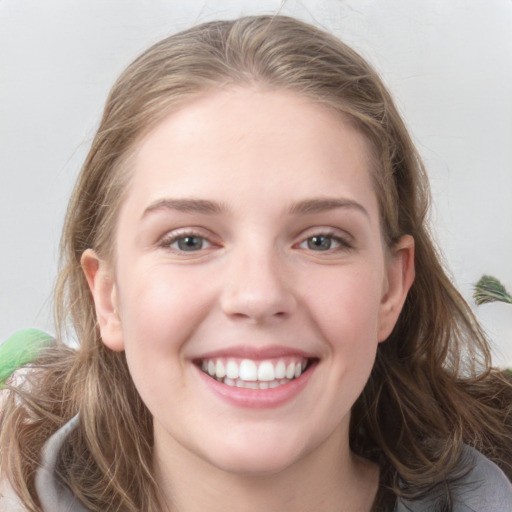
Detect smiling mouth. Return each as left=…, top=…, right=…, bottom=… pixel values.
left=195, top=357, right=315, bottom=390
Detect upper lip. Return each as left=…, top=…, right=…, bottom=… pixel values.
left=193, top=345, right=318, bottom=361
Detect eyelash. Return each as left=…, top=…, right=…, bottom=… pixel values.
left=297, top=231, right=353, bottom=252
left=157, top=229, right=353, bottom=254
left=158, top=229, right=213, bottom=253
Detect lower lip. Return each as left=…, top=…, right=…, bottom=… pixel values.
left=195, top=362, right=317, bottom=409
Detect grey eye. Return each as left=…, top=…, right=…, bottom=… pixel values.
left=306, top=235, right=334, bottom=251
left=176, top=236, right=205, bottom=251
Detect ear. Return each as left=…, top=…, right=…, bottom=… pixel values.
left=378, top=235, right=415, bottom=342
left=81, top=249, right=125, bottom=352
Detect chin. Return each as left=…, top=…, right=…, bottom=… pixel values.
left=212, top=452, right=300, bottom=477
left=203, top=435, right=307, bottom=477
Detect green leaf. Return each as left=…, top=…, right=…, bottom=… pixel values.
left=473, top=275, right=512, bottom=306
left=0, top=329, right=54, bottom=388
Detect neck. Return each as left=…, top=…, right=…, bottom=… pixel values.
left=153, top=428, right=379, bottom=512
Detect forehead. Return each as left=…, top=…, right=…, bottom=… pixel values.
left=126, top=87, right=378, bottom=218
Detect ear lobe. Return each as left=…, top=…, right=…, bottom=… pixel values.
left=378, top=235, right=415, bottom=342
left=81, top=249, right=125, bottom=352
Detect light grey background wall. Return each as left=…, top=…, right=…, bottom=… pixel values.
left=1, top=0, right=511, bottom=365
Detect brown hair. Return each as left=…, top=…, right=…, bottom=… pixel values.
left=1, top=15, right=511, bottom=511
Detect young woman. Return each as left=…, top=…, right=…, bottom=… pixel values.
left=1, top=15, right=511, bottom=512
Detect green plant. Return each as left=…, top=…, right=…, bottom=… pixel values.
left=473, top=275, right=512, bottom=306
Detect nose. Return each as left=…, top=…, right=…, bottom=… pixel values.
left=220, top=245, right=297, bottom=324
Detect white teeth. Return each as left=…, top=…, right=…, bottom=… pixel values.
left=285, top=362, right=295, bottom=379
left=275, top=360, right=286, bottom=379
left=239, top=359, right=257, bottom=381
left=226, top=360, right=239, bottom=379
left=257, top=361, right=275, bottom=381
left=216, top=360, right=226, bottom=379
left=199, top=356, right=311, bottom=387
left=226, top=378, right=291, bottom=389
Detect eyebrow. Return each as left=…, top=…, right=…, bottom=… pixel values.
left=289, top=198, right=369, bottom=218
left=141, top=196, right=369, bottom=219
left=142, top=198, right=226, bottom=218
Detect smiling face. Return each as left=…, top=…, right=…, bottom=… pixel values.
left=83, top=88, right=414, bottom=479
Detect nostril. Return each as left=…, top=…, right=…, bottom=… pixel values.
left=220, top=268, right=298, bottom=322
left=229, top=309, right=289, bottom=323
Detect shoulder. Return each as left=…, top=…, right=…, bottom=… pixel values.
left=0, top=389, right=29, bottom=512
left=0, top=478, right=28, bottom=512
left=451, top=445, right=512, bottom=511
left=395, top=445, right=512, bottom=512
left=1, top=415, right=88, bottom=512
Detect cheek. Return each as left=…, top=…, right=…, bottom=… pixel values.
left=304, top=265, right=384, bottom=345
left=114, top=271, right=193, bottom=382
left=115, top=278, right=196, bottom=411
left=118, top=264, right=206, bottom=341
left=301, top=265, right=383, bottom=399
left=293, top=266, right=384, bottom=433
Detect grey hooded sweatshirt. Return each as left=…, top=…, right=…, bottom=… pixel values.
left=1, top=415, right=511, bottom=511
